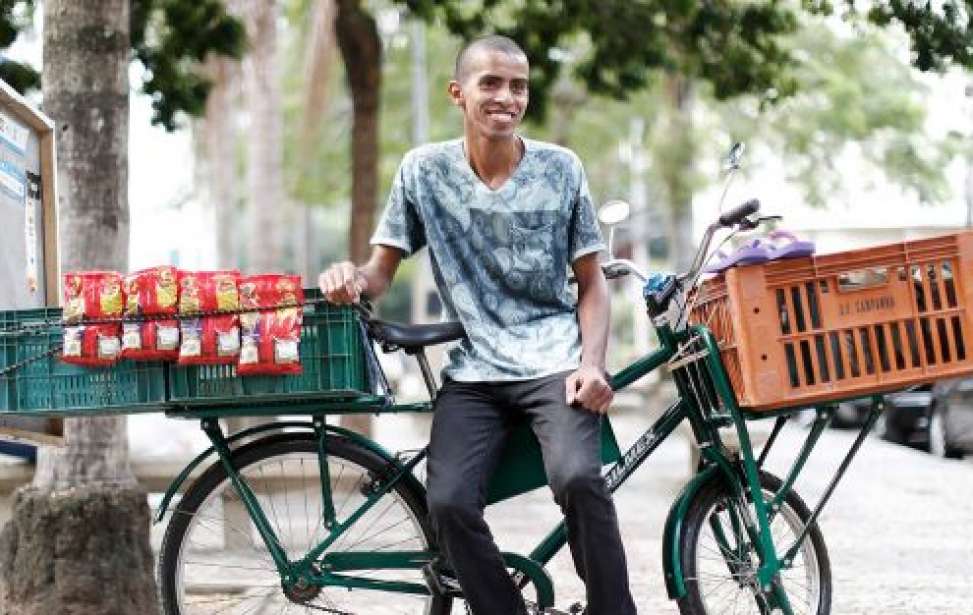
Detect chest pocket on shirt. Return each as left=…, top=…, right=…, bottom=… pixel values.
left=508, top=218, right=557, bottom=273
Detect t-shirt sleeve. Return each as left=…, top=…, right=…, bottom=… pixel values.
left=568, top=162, right=606, bottom=262
left=370, top=156, right=427, bottom=256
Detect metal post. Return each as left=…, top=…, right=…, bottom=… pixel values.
left=411, top=19, right=429, bottom=146
left=414, top=350, right=438, bottom=399
left=783, top=398, right=883, bottom=563
left=965, top=81, right=973, bottom=228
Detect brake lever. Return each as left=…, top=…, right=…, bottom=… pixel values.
left=737, top=214, right=782, bottom=231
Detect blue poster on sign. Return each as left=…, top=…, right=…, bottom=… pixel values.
left=0, top=159, right=25, bottom=203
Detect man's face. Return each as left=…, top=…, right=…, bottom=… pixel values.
left=449, top=49, right=529, bottom=141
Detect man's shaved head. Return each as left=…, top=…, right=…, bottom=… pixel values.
left=454, top=34, right=528, bottom=83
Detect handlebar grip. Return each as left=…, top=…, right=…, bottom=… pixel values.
left=718, top=199, right=760, bottom=228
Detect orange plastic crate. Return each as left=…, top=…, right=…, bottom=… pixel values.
left=690, top=231, right=973, bottom=411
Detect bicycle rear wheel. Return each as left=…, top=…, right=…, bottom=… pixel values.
left=158, top=432, right=450, bottom=615
left=677, top=471, right=832, bottom=615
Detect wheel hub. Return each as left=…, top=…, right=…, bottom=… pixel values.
left=283, top=574, right=323, bottom=603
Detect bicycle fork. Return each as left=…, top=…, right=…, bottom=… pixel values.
left=201, top=418, right=292, bottom=580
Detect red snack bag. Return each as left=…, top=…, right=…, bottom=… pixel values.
left=61, top=271, right=124, bottom=367
left=178, top=270, right=241, bottom=365
left=121, top=266, right=181, bottom=361
left=237, top=274, right=303, bottom=376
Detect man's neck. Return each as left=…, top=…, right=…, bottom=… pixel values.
left=463, top=132, right=523, bottom=190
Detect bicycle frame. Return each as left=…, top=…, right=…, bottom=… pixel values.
left=159, top=315, right=883, bottom=614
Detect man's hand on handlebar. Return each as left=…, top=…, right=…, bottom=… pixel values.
left=319, top=262, right=368, bottom=304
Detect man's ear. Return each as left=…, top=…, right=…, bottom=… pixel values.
left=447, top=81, right=464, bottom=108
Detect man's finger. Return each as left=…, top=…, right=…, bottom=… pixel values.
left=343, top=278, right=359, bottom=302
left=326, top=269, right=344, bottom=299
left=595, top=389, right=614, bottom=413
left=576, top=378, right=599, bottom=408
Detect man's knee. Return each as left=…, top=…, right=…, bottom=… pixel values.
left=427, top=488, right=481, bottom=530
left=548, top=463, right=605, bottom=506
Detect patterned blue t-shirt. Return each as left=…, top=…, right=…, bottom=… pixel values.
left=371, top=137, right=605, bottom=382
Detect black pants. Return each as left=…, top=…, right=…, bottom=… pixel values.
left=426, top=371, right=638, bottom=615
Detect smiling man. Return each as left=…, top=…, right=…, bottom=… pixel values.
left=320, top=35, right=637, bottom=615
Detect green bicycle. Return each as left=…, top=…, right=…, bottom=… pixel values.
left=152, top=193, right=888, bottom=615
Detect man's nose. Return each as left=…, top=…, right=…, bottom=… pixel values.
left=492, top=84, right=514, bottom=105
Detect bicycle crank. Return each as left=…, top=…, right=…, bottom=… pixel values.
left=526, top=600, right=585, bottom=615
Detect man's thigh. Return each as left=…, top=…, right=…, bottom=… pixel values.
left=426, top=380, right=513, bottom=509
left=509, top=372, right=603, bottom=490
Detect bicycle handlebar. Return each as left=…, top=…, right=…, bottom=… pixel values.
left=718, top=198, right=761, bottom=228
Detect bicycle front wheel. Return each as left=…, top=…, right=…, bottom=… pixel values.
left=158, top=432, right=449, bottom=615
left=677, top=471, right=832, bottom=615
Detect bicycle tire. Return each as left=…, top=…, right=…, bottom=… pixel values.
left=677, top=471, right=832, bottom=615
left=158, top=432, right=451, bottom=615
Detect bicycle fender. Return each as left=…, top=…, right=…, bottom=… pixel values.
left=154, top=421, right=419, bottom=523
left=662, top=464, right=721, bottom=599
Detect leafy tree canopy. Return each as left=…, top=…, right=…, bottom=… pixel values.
left=131, top=0, right=246, bottom=130
left=402, top=0, right=973, bottom=120
left=0, top=0, right=245, bottom=130
left=404, top=0, right=801, bottom=119
left=0, top=0, right=39, bottom=92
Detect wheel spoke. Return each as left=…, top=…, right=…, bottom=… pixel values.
left=687, top=479, right=827, bottom=615
left=160, top=439, right=439, bottom=615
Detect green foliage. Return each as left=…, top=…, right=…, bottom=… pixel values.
left=403, top=0, right=802, bottom=120
left=0, top=0, right=244, bottom=128
left=0, top=0, right=36, bottom=93
left=131, top=0, right=246, bottom=130
left=865, top=0, right=973, bottom=71
left=0, top=56, right=38, bottom=93
left=715, top=23, right=963, bottom=205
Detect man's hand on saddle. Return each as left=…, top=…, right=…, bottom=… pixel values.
left=565, top=365, right=614, bottom=414
left=319, top=261, right=367, bottom=304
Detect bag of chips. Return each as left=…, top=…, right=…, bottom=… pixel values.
left=237, top=274, right=303, bottom=376
left=177, top=270, right=241, bottom=365
left=61, top=271, right=124, bottom=367
left=121, top=266, right=181, bottom=361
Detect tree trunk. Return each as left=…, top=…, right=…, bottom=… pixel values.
left=0, top=2, right=158, bottom=613
left=336, top=0, right=381, bottom=266
left=297, top=0, right=337, bottom=281
left=336, top=0, right=381, bottom=436
left=198, top=54, right=242, bottom=269
left=660, top=73, right=697, bottom=274
left=244, top=0, right=286, bottom=272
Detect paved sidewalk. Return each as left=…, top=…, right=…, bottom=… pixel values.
left=462, top=408, right=973, bottom=614
left=134, top=405, right=973, bottom=614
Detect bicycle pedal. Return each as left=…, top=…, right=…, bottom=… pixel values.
left=421, top=563, right=464, bottom=599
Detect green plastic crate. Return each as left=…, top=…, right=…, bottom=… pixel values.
left=167, top=299, right=370, bottom=407
left=0, top=307, right=169, bottom=416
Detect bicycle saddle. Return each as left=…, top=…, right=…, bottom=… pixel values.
left=367, top=319, right=466, bottom=352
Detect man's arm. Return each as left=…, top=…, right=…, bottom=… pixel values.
left=318, top=245, right=404, bottom=304
left=565, top=252, right=614, bottom=413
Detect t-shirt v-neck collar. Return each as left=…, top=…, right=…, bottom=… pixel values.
left=457, top=136, right=528, bottom=195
